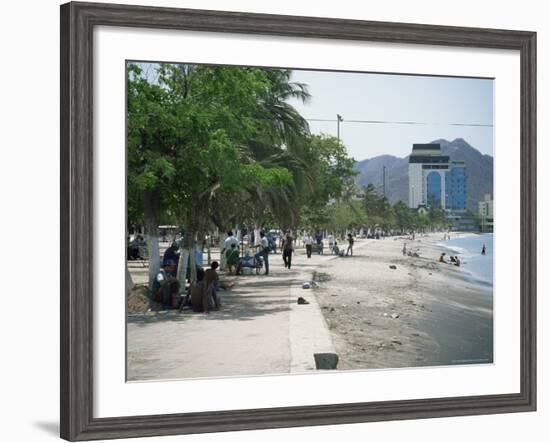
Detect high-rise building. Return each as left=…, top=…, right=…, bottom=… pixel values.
left=445, top=161, right=466, bottom=210
left=478, top=193, right=494, bottom=232
left=408, top=143, right=466, bottom=210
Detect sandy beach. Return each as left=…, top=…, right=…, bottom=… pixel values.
left=313, top=233, right=493, bottom=370
left=127, top=232, right=493, bottom=380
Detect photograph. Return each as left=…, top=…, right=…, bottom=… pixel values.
left=125, top=61, right=495, bottom=381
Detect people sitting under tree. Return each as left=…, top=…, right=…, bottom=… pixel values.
left=162, top=241, right=180, bottom=276
left=152, top=259, right=180, bottom=309
left=204, top=261, right=234, bottom=309
left=183, top=267, right=212, bottom=314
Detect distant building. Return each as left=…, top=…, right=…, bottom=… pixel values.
left=478, top=193, right=494, bottom=232
left=408, top=143, right=466, bottom=210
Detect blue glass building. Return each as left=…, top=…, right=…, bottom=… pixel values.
left=445, top=162, right=466, bottom=210
left=426, top=171, right=442, bottom=208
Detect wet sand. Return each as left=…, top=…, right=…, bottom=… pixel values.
left=313, top=233, right=493, bottom=370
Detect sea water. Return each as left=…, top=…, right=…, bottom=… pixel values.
left=439, top=233, right=493, bottom=286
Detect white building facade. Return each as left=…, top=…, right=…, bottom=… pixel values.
left=408, top=144, right=449, bottom=209
left=408, top=143, right=467, bottom=211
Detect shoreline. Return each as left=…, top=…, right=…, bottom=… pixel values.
left=436, top=232, right=494, bottom=288
left=313, top=233, right=493, bottom=370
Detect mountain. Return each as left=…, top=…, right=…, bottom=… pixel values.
left=353, top=138, right=493, bottom=212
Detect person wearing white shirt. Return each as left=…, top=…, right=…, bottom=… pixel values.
left=254, top=231, right=270, bottom=275
left=223, top=231, right=239, bottom=251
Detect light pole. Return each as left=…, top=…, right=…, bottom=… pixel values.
left=337, top=114, right=344, bottom=142
left=383, top=165, right=386, bottom=198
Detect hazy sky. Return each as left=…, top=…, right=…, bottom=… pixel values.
left=286, top=69, right=494, bottom=161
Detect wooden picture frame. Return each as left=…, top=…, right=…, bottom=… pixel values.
left=60, top=1, right=536, bottom=440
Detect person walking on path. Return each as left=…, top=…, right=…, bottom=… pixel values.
left=254, top=231, right=270, bottom=275
left=282, top=233, right=294, bottom=269
left=345, top=233, right=354, bottom=256
left=225, top=243, right=239, bottom=274
left=303, top=233, right=313, bottom=258
left=221, top=231, right=239, bottom=270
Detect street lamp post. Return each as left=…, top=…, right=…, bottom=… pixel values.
left=337, top=114, right=344, bottom=142
left=383, top=165, right=386, bottom=198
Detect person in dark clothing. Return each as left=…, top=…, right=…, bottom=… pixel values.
left=282, top=234, right=294, bottom=269
left=345, top=233, right=354, bottom=256
left=315, top=232, right=323, bottom=245
left=152, top=260, right=180, bottom=308
left=186, top=267, right=212, bottom=313
left=162, top=242, right=180, bottom=277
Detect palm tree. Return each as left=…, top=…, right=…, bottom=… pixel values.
left=243, top=69, right=314, bottom=232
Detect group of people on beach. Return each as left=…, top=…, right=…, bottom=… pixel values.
left=439, top=252, right=461, bottom=266
left=150, top=229, right=358, bottom=313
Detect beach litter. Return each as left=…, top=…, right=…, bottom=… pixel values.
left=389, top=265, right=397, bottom=270
left=391, top=313, right=400, bottom=319
left=297, top=297, right=310, bottom=305
left=301, top=282, right=311, bottom=289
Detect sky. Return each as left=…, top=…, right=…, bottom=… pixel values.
left=286, top=69, right=494, bottom=161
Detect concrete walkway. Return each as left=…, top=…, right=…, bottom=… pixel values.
left=127, top=242, right=366, bottom=381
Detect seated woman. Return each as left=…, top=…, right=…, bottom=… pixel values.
left=152, top=260, right=181, bottom=309
left=184, top=268, right=212, bottom=313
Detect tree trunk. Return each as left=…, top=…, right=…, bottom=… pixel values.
left=219, top=234, right=226, bottom=270
left=126, top=265, right=134, bottom=296
left=177, top=248, right=189, bottom=289
left=177, top=224, right=197, bottom=286
left=143, top=191, right=160, bottom=292
left=189, top=245, right=197, bottom=283
left=207, top=231, right=212, bottom=266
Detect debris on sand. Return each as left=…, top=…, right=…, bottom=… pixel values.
left=297, top=296, right=310, bottom=305
left=389, top=265, right=397, bottom=270
left=301, top=282, right=311, bottom=289
left=391, top=313, right=400, bottom=319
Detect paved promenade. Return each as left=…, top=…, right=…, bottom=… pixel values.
left=127, top=242, right=366, bottom=381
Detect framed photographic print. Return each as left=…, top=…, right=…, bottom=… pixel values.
left=60, top=1, right=536, bottom=441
